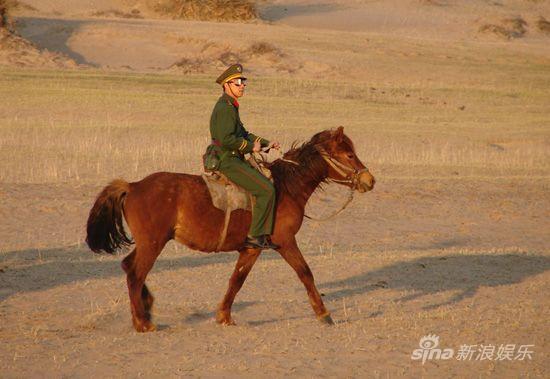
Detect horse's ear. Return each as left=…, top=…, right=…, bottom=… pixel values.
left=334, top=126, right=344, bottom=143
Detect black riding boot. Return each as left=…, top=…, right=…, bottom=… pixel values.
left=243, top=235, right=280, bottom=250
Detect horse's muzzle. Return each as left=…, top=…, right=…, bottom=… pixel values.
left=357, top=170, right=375, bottom=193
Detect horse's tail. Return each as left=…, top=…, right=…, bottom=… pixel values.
left=86, top=179, right=133, bottom=254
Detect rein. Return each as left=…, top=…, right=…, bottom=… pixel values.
left=304, top=188, right=355, bottom=222
left=251, top=148, right=299, bottom=166
left=252, top=146, right=365, bottom=222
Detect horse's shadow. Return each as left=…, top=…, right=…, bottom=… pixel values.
left=0, top=244, right=277, bottom=302
left=320, top=253, right=550, bottom=311
left=3, top=247, right=549, bottom=318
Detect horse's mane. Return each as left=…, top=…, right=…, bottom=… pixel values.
left=269, top=130, right=333, bottom=200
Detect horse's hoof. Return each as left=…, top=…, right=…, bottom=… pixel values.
left=216, top=311, right=236, bottom=326
left=217, top=316, right=236, bottom=326
left=134, top=320, right=157, bottom=333
left=318, top=313, right=335, bottom=325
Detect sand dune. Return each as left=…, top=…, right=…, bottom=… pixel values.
left=2, top=0, right=549, bottom=71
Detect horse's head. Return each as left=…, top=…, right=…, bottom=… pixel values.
left=313, top=126, right=375, bottom=193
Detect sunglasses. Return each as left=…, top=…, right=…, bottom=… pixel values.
left=229, top=78, right=247, bottom=86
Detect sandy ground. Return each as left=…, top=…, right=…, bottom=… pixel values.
left=1, top=178, right=548, bottom=377
left=1, top=0, right=549, bottom=377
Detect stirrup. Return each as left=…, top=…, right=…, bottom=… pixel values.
left=243, top=235, right=280, bottom=250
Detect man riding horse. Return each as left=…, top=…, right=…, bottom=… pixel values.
left=86, top=64, right=376, bottom=332
left=209, top=63, right=280, bottom=250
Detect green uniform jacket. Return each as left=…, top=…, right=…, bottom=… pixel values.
left=209, top=93, right=269, bottom=158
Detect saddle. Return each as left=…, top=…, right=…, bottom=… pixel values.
left=202, top=153, right=273, bottom=251
left=202, top=172, right=253, bottom=212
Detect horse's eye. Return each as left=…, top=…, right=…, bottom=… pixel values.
left=346, top=153, right=354, bottom=159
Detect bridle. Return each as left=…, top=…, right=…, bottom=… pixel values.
left=252, top=146, right=370, bottom=222
left=316, top=147, right=369, bottom=191
left=301, top=146, right=369, bottom=221
left=259, top=146, right=369, bottom=191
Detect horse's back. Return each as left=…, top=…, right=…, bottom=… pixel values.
left=131, top=171, right=199, bottom=188
left=124, top=171, right=248, bottom=252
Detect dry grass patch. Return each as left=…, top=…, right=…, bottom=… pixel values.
left=418, top=0, right=446, bottom=5
left=536, top=16, right=550, bottom=34
left=170, top=41, right=293, bottom=74
left=246, top=42, right=282, bottom=57
left=0, top=0, right=16, bottom=30
left=0, top=32, right=78, bottom=68
left=228, top=41, right=287, bottom=67
left=479, top=17, right=527, bottom=40
left=91, top=9, right=144, bottom=19
left=147, top=0, right=257, bottom=22
left=169, top=57, right=206, bottom=74
left=1, top=68, right=549, bottom=183
left=0, top=1, right=6, bottom=29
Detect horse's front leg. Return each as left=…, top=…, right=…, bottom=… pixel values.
left=216, top=248, right=261, bottom=325
left=278, top=239, right=334, bottom=325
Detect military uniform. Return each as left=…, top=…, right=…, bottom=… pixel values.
left=209, top=65, right=276, bottom=240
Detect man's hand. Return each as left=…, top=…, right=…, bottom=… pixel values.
left=267, top=141, right=281, bottom=150
left=253, top=140, right=261, bottom=152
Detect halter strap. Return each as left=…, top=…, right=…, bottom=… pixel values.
left=316, top=147, right=368, bottom=188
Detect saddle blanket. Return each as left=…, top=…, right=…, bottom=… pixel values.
left=202, top=173, right=252, bottom=212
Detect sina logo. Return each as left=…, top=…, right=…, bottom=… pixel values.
left=411, top=334, right=454, bottom=364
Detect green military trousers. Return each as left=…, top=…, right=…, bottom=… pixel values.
left=219, top=156, right=276, bottom=237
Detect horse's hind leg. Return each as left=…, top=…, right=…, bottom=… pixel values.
left=216, top=248, right=261, bottom=325
left=122, top=250, right=155, bottom=316
left=122, top=243, right=164, bottom=332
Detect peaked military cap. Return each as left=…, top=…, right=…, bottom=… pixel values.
left=216, top=63, right=247, bottom=85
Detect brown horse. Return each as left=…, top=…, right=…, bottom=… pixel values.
left=86, top=127, right=375, bottom=332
